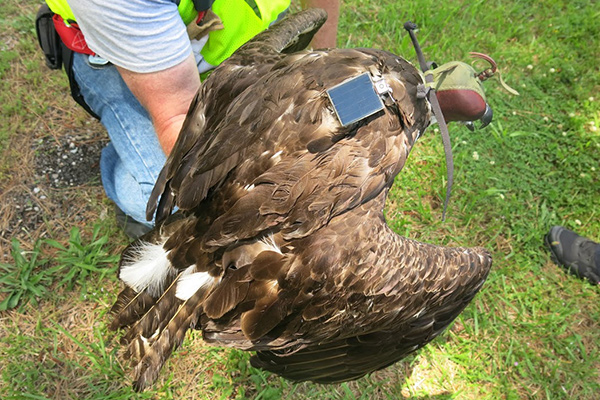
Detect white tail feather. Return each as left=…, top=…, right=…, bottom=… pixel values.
left=120, top=241, right=174, bottom=297
left=175, top=272, right=216, bottom=301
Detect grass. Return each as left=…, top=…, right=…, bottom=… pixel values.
left=0, top=225, right=119, bottom=311
left=1, top=0, right=599, bottom=398
left=0, top=237, right=51, bottom=311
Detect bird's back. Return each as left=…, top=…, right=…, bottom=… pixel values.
left=110, top=9, right=492, bottom=390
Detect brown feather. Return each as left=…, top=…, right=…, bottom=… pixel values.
left=203, top=266, right=250, bottom=319
left=122, top=274, right=184, bottom=349
left=109, top=286, right=156, bottom=331
left=250, top=251, right=286, bottom=280
left=132, top=288, right=208, bottom=391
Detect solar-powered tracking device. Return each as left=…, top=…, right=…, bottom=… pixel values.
left=327, top=73, right=393, bottom=127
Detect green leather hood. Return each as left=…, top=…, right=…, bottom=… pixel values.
left=424, top=61, right=487, bottom=101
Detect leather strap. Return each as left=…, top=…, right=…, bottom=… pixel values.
left=427, top=86, right=454, bottom=221
left=405, top=21, right=454, bottom=220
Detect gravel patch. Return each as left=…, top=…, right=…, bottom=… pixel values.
left=1, top=128, right=109, bottom=259
left=34, top=132, right=107, bottom=188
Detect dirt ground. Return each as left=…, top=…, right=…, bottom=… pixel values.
left=0, top=107, right=111, bottom=260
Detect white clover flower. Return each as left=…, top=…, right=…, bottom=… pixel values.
left=489, top=160, right=496, bottom=165
left=562, top=132, right=567, bottom=136
left=575, top=219, right=582, bottom=226
left=589, top=97, right=594, bottom=101
left=591, top=167, right=596, bottom=171
left=499, top=193, right=505, bottom=200
left=461, top=140, right=467, bottom=145
left=569, top=112, right=576, bottom=117
left=526, top=64, right=533, bottom=70
left=472, top=151, right=479, bottom=160
left=543, top=116, right=549, bottom=122
left=512, top=111, right=517, bottom=116
left=549, top=68, right=556, bottom=73
left=580, top=173, right=587, bottom=178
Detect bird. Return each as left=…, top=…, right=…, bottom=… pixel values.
left=108, top=8, right=493, bottom=391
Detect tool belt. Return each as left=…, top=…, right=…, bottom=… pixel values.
left=35, top=4, right=99, bottom=119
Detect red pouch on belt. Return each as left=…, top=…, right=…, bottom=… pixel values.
left=52, top=14, right=95, bottom=56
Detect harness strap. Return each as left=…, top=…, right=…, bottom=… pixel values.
left=405, top=21, right=454, bottom=220
left=426, top=84, right=454, bottom=221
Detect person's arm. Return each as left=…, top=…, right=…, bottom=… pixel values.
left=68, top=0, right=199, bottom=155
left=117, top=53, right=201, bottom=155
left=302, top=0, right=340, bottom=48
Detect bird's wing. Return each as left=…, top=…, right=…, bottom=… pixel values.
left=201, top=193, right=491, bottom=385
left=245, top=200, right=492, bottom=383
left=147, top=9, right=328, bottom=222
left=158, top=50, right=428, bottom=256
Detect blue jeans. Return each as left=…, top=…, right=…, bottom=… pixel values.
left=71, top=52, right=166, bottom=227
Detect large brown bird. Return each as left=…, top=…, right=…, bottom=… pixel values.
left=109, top=9, right=493, bottom=391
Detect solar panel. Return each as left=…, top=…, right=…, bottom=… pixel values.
left=327, top=73, right=385, bottom=127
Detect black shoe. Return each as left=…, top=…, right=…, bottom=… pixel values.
left=114, top=206, right=153, bottom=240
left=545, top=226, right=600, bottom=284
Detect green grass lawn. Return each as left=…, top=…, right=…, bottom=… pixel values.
left=1, top=0, right=599, bottom=399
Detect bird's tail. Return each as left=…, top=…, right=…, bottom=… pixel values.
left=109, top=286, right=157, bottom=331
left=111, top=267, right=217, bottom=391
left=109, top=234, right=218, bottom=391
left=130, top=284, right=212, bottom=391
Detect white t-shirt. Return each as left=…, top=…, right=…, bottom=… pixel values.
left=67, top=0, right=192, bottom=73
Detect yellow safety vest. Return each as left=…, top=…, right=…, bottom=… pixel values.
left=45, top=0, right=290, bottom=68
